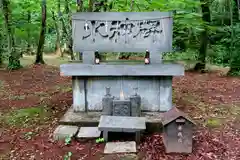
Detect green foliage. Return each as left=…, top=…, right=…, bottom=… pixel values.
left=205, top=118, right=222, bottom=128
left=7, top=55, right=23, bottom=70
left=0, top=0, right=239, bottom=73
left=63, top=152, right=72, bottom=160
left=65, top=135, right=72, bottom=145
left=96, top=137, right=105, bottom=143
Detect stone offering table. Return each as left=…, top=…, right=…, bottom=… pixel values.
left=98, top=115, right=146, bottom=143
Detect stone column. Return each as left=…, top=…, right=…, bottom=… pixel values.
left=82, top=51, right=95, bottom=64
left=149, top=48, right=163, bottom=64
left=72, top=76, right=86, bottom=112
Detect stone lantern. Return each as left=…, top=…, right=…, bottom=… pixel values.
left=162, top=107, right=195, bottom=153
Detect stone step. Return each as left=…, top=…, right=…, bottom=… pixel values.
left=104, top=141, right=137, bottom=154
left=76, top=127, right=101, bottom=139
left=53, top=125, right=79, bottom=140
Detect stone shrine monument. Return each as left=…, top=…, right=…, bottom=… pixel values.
left=60, top=12, right=184, bottom=112
left=56, top=11, right=185, bottom=153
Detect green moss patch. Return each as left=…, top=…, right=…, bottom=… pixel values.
left=1, top=106, right=49, bottom=127
left=205, top=118, right=222, bottom=128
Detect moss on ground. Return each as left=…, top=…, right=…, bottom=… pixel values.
left=205, top=118, right=222, bottom=128
left=1, top=106, right=49, bottom=127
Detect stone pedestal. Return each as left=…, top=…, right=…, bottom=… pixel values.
left=72, top=76, right=85, bottom=112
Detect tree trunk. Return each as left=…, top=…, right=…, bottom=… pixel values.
left=0, top=51, right=2, bottom=65
left=35, top=0, right=46, bottom=64
left=228, top=0, right=240, bottom=75
left=0, top=30, right=3, bottom=65
left=52, top=11, right=62, bottom=57
left=233, top=0, right=239, bottom=21
left=88, top=0, right=94, bottom=12
left=76, top=0, right=83, bottom=60
left=64, top=0, right=70, bottom=14
left=0, top=47, right=2, bottom=66
left=57, top=0, right=63, bottom=57
left=64, top=0, right=74, bottom=60
left=194, top=0, right=211, bottom=72
left=26, top=10, right=31, bottom=54
left=2, top=0, right=22, bottom=70
left=94, top=0, right=111, bottom=12
left=77, top=0, right=83, bottom=12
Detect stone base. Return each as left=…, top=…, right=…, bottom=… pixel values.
left=59, top=107, right=164, bottom=133
left=104, top=141, right=137, bottom=154
left=53, top=125, right=79, bottom=140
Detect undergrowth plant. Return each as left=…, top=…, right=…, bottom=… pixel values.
left=63, top=152, right=72, bottom=160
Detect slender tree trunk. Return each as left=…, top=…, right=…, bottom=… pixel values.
left=0, top=52, right=2, bottom=65
left=0, top=34, right=3, bottom=65
left=64, top=0, right=70, bottom=14
left=56, top=0, right=63, bottom=57
left=0, top=27, right=3, bottom=65
left=228, top=0, right=240, bottom=75
left=27, top=10, right=31, bottom=54
left=52, top=11, right=62, bottom=57
left=194, top=0, right=211, bottom=72
left=77, top=0, right=83, bottom=12
left=94, top=0, right=110, bottom=12
left=76, top=0, right=83, bottom=60
left=2, top=0, right=22, bottom=70
left=64, top=0, right=74, bottom=60
left=88, top=0, right=94, bottom=12
left=35, top=0, right=46, bottom=64
left=233, top=0, right=239, bottom=21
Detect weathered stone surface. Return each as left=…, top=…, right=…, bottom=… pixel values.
left=104, top=141, right=136, bottom=154
left=98, top=116, right=146, bottom=132
left=77, top=127, right=101, bottom=138
left=130, top=95, right=141, bottom=117
left=59, top=107, right=100, bottom=125
left=102, top=93, right=114, bottom=115
left=113, top=99, right=131, bottom=116
left=72, top=12, right=173, bottom=53
left=63, top=76, right=175, bottom=111
left=53, top=125, right=79, bottom=140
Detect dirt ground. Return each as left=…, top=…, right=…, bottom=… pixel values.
left=0, top=57, right=239, bottom=160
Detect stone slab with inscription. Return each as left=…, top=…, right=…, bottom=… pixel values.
left=72, top=12, right=173, bottom=53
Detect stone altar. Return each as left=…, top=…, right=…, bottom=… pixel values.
left=60, top=12, right=184, bottom=113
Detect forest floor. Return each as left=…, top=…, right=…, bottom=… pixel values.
left=0, top=55, right=239, bottom=160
